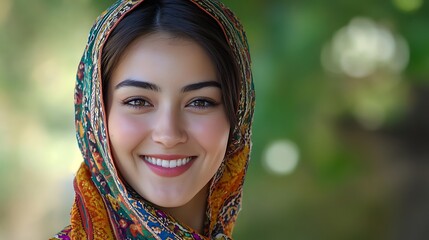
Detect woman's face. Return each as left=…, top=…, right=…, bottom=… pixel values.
left=106, top=32, right=230, bottom=208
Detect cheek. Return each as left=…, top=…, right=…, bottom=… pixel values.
left=187, top=113, right=230, bottom=155
left=108, top=110, right=149, bottom=154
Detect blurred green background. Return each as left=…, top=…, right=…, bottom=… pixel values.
left=1, top=0, right=429, bottom=239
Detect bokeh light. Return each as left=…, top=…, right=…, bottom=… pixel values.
left=321, top=17, right=409, bottom=78
left=263, top=139, right=299, bottom=175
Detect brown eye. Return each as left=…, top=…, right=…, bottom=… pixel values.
left=192, top=100, right=210, bottom=107
left=187, top=98, right=218, bottom=109
left=123, top=98, right=153, bottom=108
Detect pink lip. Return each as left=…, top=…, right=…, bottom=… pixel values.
left=140, top=155, right=196, bottom=178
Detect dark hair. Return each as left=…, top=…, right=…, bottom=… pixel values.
left=101, top=0, right=240, bottom=129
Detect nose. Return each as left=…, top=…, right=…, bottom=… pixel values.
left=151, top=107, right=187, bottom=148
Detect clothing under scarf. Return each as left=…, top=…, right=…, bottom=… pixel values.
left=52, top=0, right=254, bottom=239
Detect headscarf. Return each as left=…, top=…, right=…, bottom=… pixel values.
left=51, top=0, right=254, bottom=239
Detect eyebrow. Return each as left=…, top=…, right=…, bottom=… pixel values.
left=114, top=79, right=221, bottom=92
left=181, top=81, right=221, bottom=92
left=115, top=79, right=160, bottom=91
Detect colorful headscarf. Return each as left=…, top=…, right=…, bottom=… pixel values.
left=52, top=0, right=254, bottom=239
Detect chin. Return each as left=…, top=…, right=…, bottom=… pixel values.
left=137, top=186, right=195, bottom=209
left=141, top=183, right=209, bottom=210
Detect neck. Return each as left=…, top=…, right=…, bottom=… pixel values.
left=159, top=184, right=209, bottom=234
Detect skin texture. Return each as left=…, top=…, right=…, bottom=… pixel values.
left=106, top=32, right=230, bottom=232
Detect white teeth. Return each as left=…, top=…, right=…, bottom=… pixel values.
left=169, top=161, right=177, bottom=168
left=144, top=156, right=192, bottom=168
left=162, top=160, right=169, bottom=168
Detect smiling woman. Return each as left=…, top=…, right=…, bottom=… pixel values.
left=51, top=0, right=254, bottom=239
left=107, top=33, right=230, bottom=232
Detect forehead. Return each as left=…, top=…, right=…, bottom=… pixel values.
left=111, top=32, right=217, bottom=85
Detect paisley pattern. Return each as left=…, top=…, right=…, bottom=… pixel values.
left=51, top=0, right=254, bottom=239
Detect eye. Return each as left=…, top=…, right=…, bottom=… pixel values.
left=123, top=97, right=153, bottom=109
left=187, top=98, right=218, bottom=109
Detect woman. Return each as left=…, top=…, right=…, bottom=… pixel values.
left=52, top=0, right=254, bottom=239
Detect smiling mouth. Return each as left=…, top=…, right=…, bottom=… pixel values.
left=142, top=156, right=194, bottom=168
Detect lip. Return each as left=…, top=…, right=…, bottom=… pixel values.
left=140, top=154, right=196, bottom=177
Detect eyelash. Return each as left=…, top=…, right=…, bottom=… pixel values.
left=122, top=97, right=218, bottom=110
left=123, top=97, right=153, bottom=109
left=186, top=98, right=218, bottom=110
